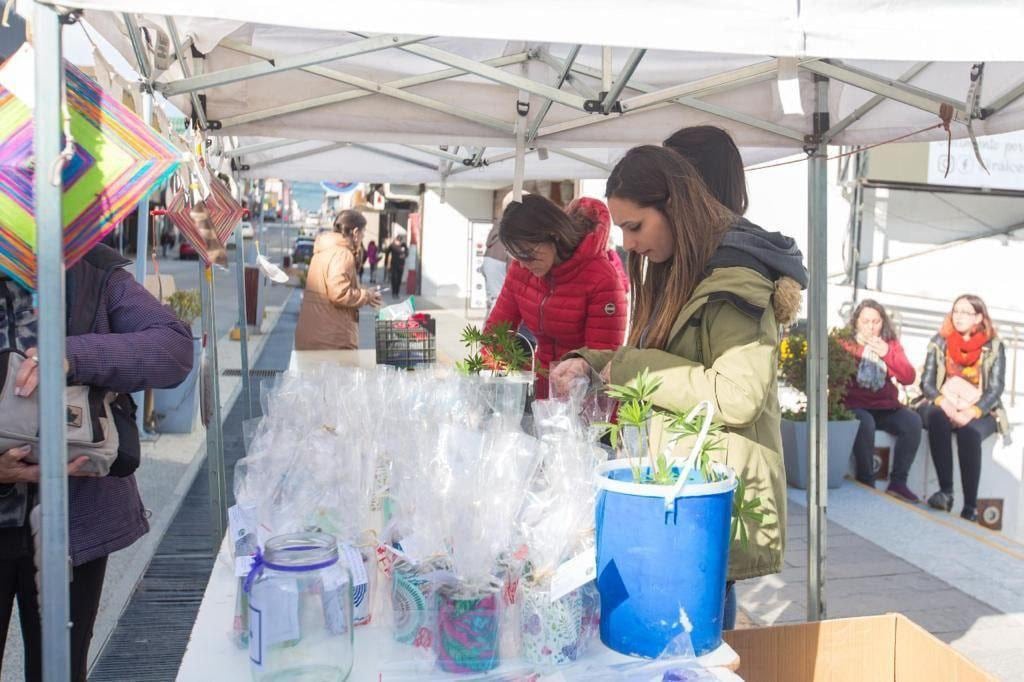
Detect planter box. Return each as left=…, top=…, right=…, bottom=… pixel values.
left=781, top=418, right=859, bottom=490
left=724, top=613, right=993, bottom=682
left=152, top=338, right=201, bottom=434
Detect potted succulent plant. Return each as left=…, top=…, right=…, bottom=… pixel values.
left=153, top=289, right=203, bottom=433
left=777, top=328, right=859, bottom=489
left=456, top=322, right=535, bottom=423
left=594, top=369, right=765, bottom=658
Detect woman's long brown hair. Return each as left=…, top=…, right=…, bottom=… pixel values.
left=606, top=145, right=734, bottom=349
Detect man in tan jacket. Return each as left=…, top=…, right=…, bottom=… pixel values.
left=294, top=210, right=382, bottom=350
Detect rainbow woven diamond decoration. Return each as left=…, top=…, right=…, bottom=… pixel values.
left=0, top=45, right=181, bottom=289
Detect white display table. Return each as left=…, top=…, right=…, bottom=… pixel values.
left=179, top=349, right=742, bottom=679
left=176, top=538, right=740, bottom=681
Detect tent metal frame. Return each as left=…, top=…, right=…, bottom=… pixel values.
left=34, top=5, right=71, bottom=680
left=31, top=9, right=1022, bottom=679
left=156, top=34, right=429, bottom=96
left=217, top=51, right=531, bottom=129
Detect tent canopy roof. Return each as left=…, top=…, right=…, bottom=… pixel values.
left=862, top=181, right=1024, bottom=245
left=56, top=1, right=1024, bottom=61
left=67, top=4, right=1024, bottom=183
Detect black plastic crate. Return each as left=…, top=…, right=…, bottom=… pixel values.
left=375, top=317, right=436, bottom=368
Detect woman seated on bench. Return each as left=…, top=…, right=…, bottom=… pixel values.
left=841, top=300, right=922, bottom=503
left=919, top=295, right=1008, bottom=522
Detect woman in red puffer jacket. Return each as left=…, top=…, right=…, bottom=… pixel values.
left=486, top=194, right=627, bottom=398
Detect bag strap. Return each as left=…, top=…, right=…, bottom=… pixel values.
left=0, top=347, right=26, bottom=392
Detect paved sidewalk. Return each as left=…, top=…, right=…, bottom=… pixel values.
left=737, top=483, right=1024, bottom=681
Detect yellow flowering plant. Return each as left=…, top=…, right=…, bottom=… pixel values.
left=778, top=328, right=857, bottom=421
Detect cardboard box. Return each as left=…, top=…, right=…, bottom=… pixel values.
left=723, top=614, right=993, bottom=682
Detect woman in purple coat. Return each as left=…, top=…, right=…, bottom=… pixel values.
left=0, top=245, right=194, bottom=681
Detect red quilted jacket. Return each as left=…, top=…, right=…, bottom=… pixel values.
left=486, top=198, right=627, bottom=398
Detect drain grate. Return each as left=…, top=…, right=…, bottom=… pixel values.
left=222, top=368, right=284, bottom=377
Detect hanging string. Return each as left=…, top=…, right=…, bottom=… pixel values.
left=78, top=20, right=103, bottom=54
left=939, top=103, right=955, bottom=178
left=745, top=121, right=946, bottom=173
left=49, top=89, right=77, bottom=188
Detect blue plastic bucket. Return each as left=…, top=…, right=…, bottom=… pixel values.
left=595, top=459, right=735, bottom=657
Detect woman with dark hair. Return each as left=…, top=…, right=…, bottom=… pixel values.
left=663, top=125, right=748, bottom=215
left=840, top=300, right=922, bottom=501
left=295, top=209, right=382, bottom=350
left=551, top=145, right=808, bottom=628
left=919, top=295, right=1008, bottom=522
left=486, top=194, right=626, bottom=398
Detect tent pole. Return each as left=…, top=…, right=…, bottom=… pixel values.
left=34, top=4, right=72, bottom=680
left=235, top=185, right=253, bottom=420
left=201, top=264, right=228, bottom=548
left=806, top=74, right=830, bottom=622
left=133, top=89, right=154, bottom=439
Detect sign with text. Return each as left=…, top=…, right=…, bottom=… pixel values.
left=928, top=132, right=1024, bottom=190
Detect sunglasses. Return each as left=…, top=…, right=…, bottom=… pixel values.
left=506, top=242, right=547, bottom=263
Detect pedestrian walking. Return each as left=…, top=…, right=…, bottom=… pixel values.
left=385, top=235, right=409, bottom=298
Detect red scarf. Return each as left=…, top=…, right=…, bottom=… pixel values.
left=944, top=329, right=989, bottom=383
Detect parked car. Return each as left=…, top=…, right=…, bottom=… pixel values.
left=292, top=238, right=315, bottom=265
left=179, top=241, right=198, bottom=260
left=240, top=222, right=255, bottom=239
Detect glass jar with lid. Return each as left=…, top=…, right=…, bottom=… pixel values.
left=246, top=532, right=354, bottom=681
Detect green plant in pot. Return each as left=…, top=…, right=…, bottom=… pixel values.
left=593, top=368, right=766, bottom=657
left=457, top=323, right=535, bottom=422
left=595, top=368, right=762, bottom=539
left=777, top=328, right=860, bottom=489
left=455, top=322, right=531, bottom=376
left=167, top=289, right=202, bottom=333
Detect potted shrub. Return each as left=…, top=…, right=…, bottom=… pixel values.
left=777, top=328, right=859, bottom=489
left=594, top=370, right=765, bottom=658
left=456, top=323, right=535, bottom=422
left=153, top=289, right=203, bottom=434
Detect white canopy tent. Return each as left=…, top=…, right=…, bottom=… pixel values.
left=24, top=1, right=1024, bottom=678
left=74, top=13, right=1024, bottom=186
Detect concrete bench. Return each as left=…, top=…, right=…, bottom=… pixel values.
left=870, top=429, right=1021, bottom=535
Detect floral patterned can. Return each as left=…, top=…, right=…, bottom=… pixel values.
left=519, top=582, right=585, bottom=667
left=391, top=565, right=437, bottom=648
left=435, top=591, right=500, bottom=673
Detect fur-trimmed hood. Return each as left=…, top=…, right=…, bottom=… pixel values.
left=708, top=218, right=807, bottom=327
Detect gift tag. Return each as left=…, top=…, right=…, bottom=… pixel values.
left=249, top=579, right=300, bottom=666
left=235, top=554, right=256, bottom=578
left=340, top=544, right=369, bottom=588
left=391, top=533, right=428, bottom=565
left=228, top=504, right=258, bottom=551
left=549, top=547, right=597, bottom=603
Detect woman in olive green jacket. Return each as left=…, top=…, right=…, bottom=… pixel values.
left=552, top=145, right=806, bottom=617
